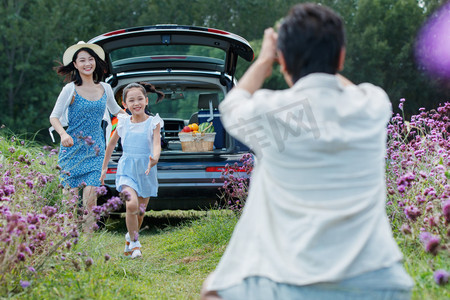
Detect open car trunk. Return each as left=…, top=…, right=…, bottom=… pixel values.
left=109, top=74, right=248, bottom=158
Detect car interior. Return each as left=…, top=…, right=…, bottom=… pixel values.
left=112, top=82, right=230, bottom=154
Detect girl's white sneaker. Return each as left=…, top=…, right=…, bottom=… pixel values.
left=129, top=240, right=142, bottom=259
left=124, top=232, right=131, bottom=256
left=131, top=248, right=142, bottom=259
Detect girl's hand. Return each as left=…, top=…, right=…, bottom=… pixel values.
left=60, top=132, right=74, bottom=147
left=145, top=155, right=158, bottom=175
left=100, top=169, right=107, bottom=185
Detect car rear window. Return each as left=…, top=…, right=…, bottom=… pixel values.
left=110, top=45, right=226, bottom=65
left=148, top=89, right=224, bottom=120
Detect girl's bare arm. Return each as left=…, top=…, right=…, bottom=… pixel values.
left=100, top=131, right=120, bottom=185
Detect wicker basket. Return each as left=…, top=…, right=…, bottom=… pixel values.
left=178, top=132, right=216, bottom=152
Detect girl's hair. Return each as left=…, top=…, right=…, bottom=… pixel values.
left=122, top=82, right=165, bottom=115
left=55, top=47, right=108, bottom=85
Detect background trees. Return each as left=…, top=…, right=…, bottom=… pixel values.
left=0, top=0, right=448, bottom=142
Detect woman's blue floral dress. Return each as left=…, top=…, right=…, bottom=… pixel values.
left=58, top=90, right=106, bottom=188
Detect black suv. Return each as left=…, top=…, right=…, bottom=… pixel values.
left=89, top=25, right=254, bottom=209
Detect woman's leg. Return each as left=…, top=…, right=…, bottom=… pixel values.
left=82, top=185, right=98, bottom=232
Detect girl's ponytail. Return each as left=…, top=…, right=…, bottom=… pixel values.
left=139, top=82, right=165, bottom=103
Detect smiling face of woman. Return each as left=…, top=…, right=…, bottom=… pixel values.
left=73, top=50, right=96, bottom=77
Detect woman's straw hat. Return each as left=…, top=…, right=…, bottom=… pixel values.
left=63, top=41, right=105, bottom=66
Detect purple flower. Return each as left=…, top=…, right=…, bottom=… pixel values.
left=25, top=180, right=33, bottom=189
left=104, top=254, right=111, bottom=261
left=404, top=205, right=422, bottom=221
left=400, top=224, right=412, bottom=235
left=139, top=203, right=146, bottom=216
left=420, top=232, right=441, bottom=255
left=96, top=186, right=107, bottom=196
left=94, top=145, right=100, bottom=156
left=85, top=257, right=94, bottom=268
left=20, top=280, right=30, bottom=288
left=42, top=206, right=57, bottom=218
left=433, top=269, right=449, bottom=285
left=17, top=252, right=26, bottom=261
left=3, top=185, right=15, bottom=196
left=84, top=136, right=95, bottom=146
left=8, top=147, right=15, bottom=153
left=443, top=199, right=450, bottom=223
left=120, top=190, right=131, bottom=202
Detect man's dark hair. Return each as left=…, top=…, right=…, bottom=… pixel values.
left=277, top=3, right=346, bottom=83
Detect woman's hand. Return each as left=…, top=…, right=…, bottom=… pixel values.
left=145, top=155, right=158, bottom=175
left=60, top=132, right=74, bottom=147
left=100, top=168, right=107, bottom=185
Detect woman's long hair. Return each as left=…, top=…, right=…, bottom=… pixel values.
left=55, top=47, right=108, bottom=85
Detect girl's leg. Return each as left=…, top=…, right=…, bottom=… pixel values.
left=122, top=186, right=140, bottom=241
left=83, top=185, right=98, bottom=232
left=137, top=197, right=150, bottom=230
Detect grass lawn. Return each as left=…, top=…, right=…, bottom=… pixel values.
left=9, top=210, right=236, bottom=300
left=7, top=209, right=448, bottom=300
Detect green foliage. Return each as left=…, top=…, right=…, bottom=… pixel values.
left=2, top=0, right=450, bottom=143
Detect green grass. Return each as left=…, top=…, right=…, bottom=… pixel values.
left=7, top=210, right=448, bottom=299
left=8, top=211, right=238, bottom=300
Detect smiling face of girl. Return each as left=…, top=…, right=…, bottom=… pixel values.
left=123, top=87, right=149, bottom=118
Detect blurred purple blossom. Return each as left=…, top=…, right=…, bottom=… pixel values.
left=434, top=269, right=449, bottom=285
left=415, top=1, right=450, bottom=79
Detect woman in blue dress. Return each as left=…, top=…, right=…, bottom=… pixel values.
left=50, top=41, right=124, bottom=231
left=101, top=82, right=164, bottom=258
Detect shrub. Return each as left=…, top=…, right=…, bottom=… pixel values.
left=218, top=153, right=253, bottom=214
left=0, top=128, right=122, bottom=294
left=386, top=100, right=449, bottom=284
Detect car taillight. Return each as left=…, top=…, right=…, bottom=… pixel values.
left=207, top=28, right=230, bottom=35
left=107, top=168, right=117, bottom=174
left=103, top=29, right=126, bottom=36
left=205, top=166, right=247, bottom=172
left=205, top=167, right=226, bottom=172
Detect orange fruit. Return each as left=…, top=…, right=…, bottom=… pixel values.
left=191, top=123, right=199, bottom=131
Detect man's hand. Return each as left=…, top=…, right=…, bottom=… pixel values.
left=256, top=28, right=279, bottom=78
left=235, top=28, right=278, bottom=94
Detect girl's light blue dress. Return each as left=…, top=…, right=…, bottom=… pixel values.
left=116, top=114, right=163, bottom=197
left=59, top=91, right=106, bottom=188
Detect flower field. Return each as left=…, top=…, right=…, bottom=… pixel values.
left=0, top=101, right=449, bottom=298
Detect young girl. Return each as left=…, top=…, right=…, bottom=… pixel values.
left=101, top=82, right=164, bottom=259
left=50, top=41, right=124, bottom=231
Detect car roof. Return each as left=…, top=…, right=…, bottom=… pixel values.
left=88, top=25, right=254, bottom=78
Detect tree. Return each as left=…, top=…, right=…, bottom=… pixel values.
left=342, top=0, right=449, bottom=116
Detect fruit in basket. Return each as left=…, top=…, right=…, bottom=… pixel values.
left=181, top=126, right=192, bottom=133
left=198, top=122, right=215, bottom=133
left=189, top=123, right=199, bottom=131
